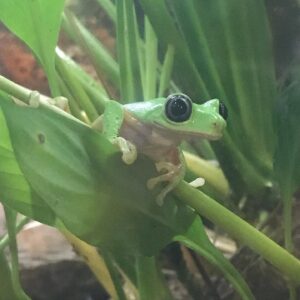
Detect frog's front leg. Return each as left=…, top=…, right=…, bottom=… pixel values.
left=92, top=101, right=137, bottom=165
left=112, top=136, right=137, bottom=164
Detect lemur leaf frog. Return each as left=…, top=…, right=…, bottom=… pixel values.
left=26, top=92, right=227, bottom=205
left=92, top=93, right=227, bottom=205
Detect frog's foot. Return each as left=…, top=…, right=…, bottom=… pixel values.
left=189, top=177, right=205, bottom=188
left=29, top=91, right=70, bottom=112
left=53, top=96, right=69, bottom=112
left=112, top=137, right=137, bottom=165
left=28, top=91, right=41, bottom=108
left=147, top=162, right=182, bottom=206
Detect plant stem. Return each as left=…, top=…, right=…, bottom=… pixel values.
left=0, top=216, right=30, bottom=252
left=175, top=181, right=300, bottom=284
left=283, top=193, right=293, bottom=253
left=136, top=256, right=173, bottom=300
left=183, top=151, right=230, bottom=197
left=0, top=75, right=32, bottom=104
left=3, top=206, right=30, bottom=300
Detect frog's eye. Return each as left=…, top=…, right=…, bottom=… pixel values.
left=165, top=94, right=192, bottom=122
left=219, top=102, right=228, bottom=120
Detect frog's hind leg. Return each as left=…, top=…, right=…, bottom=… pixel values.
left=147, top=161, right=185, bottom=206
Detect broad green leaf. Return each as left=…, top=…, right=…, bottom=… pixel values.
left=175, top=217, right=255, bottom=300
left=0, top=97, right=195, bottom=256
left=0, top=93, right=55, bottom=225
left=0, top=0, right=65, bottom=96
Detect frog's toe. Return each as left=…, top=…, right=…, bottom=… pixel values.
left=155, top=161, right=175, bottom=173
left=147, top=177, right=159, bottom=190
left=122, top=142, right=137, bottom=164
left=154, top=180, right=177, bottom=206
left=189, top=177, right=205, bottom=188
left=147, top=176, right=170, bottom=205
left=146, top=171, right=175, bottom=190
left=113, top=137, right=137, bottom=165
left=147, top=168, right=182, bottom=205
left=155, top=193, right=166, bottom=206
left=54, top=96, right=69, bottom=112
left=29, top=91, right=41, bottom=108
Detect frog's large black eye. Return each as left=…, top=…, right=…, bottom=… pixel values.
left=165, top=94, right=192, bottom=122
left=219, top=102, right=228, bottom=120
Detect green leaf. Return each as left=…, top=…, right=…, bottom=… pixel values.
left=62, top=12, right=120, bottom=89
left=95, top=0, right=116, bottom=23
left=143, top=18, right=158, bottom=99
left=140, top=0, right=277, bottom=195
left=274, top=80, right=300, bottom=200
left=116, top=0, right=143, bottom=102
left=136, top=256, right=172, bottom=300
left=0, top=93, right=55, bottom=225
left=274, top=77, right=300, bottom=250
left=175, top=217, right=255, bottom=300
left=0, top=97, right=195, bottom=256
left=55, top=49, right=99, bottom=122
left=0, top=0, right=65, bottom=96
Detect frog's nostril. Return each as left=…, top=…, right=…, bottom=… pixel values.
left=219, top=102, right=228, bottom=120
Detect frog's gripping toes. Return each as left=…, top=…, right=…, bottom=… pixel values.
left=28, top=91, right=70, bottom=112
left=147, top=161, right=184, bottom=206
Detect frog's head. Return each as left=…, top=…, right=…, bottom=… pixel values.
left=127, top=93, right=227, bottom=140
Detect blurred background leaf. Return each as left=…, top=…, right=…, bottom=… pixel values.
left=0, top=0, right=65, bottom=96
left=274, top=70, right=300, bottom=251
left=139, top=0, right=277, bottom=199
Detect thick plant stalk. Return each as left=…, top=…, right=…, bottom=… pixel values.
left=175, top=181, right=300, bottom=284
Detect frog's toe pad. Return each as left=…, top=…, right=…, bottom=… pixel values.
left=189, top=177, right=205, bottom=188
left=147, top=177, right=159, bottom=190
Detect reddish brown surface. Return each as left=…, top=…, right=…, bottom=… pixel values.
left=0, top=26, right=50, bottom=95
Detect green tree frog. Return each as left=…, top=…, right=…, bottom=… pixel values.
left=92, top=93, right=227, bottom=205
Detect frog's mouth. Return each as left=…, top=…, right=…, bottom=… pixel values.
left=152, top=122, right=223, bottom=141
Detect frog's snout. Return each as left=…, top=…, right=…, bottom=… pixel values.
left=212, top=118, right=226, bottom=133
left=211, top=110, right=227, bottom=137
